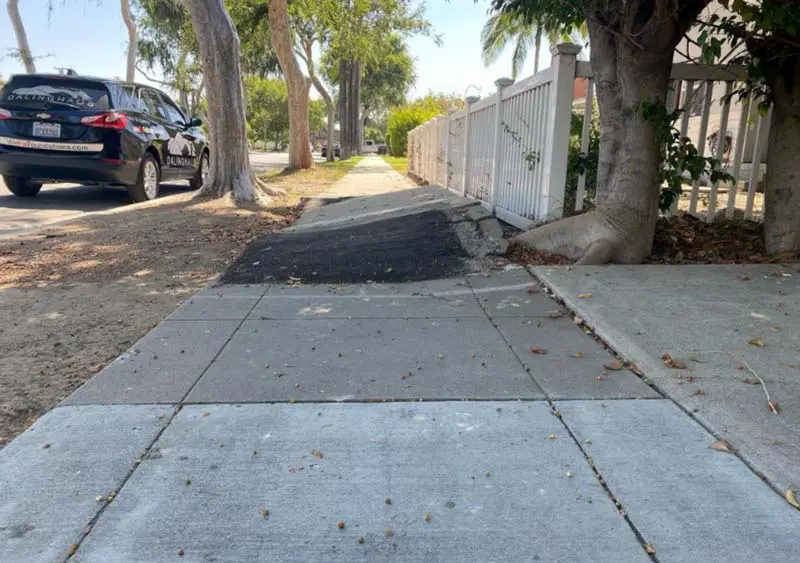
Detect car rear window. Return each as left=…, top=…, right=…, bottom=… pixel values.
left=0, top=76, right=110, bottom=110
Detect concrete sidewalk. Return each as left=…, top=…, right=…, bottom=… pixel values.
left=1, top=158, right=798, bottom=561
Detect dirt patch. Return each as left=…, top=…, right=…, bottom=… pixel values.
left=647, top=213, right=797, bottom=264
left=0, top=162, right=356, bottom=447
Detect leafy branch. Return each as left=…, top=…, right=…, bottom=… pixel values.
left=637, top=102, right=733, bottom=212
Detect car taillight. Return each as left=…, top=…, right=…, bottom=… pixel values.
left=80, top=112, right=128, bottom=130
left=0, top=108, right=11, bottom=120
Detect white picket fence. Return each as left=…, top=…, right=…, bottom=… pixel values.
left=408, top=44, right=769, bottom=229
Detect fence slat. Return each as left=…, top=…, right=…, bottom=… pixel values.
left=727, top=95, right=751, bottom=215
left=707, top=81, right=733, bottom=221
left=689, top=81, right=715, bottom=215
left=745, top=105, right=770, bottom=219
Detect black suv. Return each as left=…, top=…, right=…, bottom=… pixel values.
left=0, top=74, right=209, bottom=202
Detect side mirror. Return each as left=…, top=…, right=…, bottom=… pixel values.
left=188, top=117, right=202, bottom=128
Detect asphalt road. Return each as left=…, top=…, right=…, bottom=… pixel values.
left=0, top=151, right=314, bottom=236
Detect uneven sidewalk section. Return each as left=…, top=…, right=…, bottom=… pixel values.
left=535, top=264, right=800, bottom=495
left=2, top=271, right=798, bottom=562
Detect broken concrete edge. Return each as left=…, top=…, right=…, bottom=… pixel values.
left=530, top=265, right=790, bottom=499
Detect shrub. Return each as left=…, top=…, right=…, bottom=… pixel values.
left=386, top=103, right=440, bottom=156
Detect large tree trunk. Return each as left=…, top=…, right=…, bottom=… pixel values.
left=762, top=53, right=800, bottom=255
left=7, top=0, right=35, bottom=73
left=181, top=0, right=283, bottom=202
left=533, top=28, right=541, bottom=74
left=339, top=59, right=362, bottom=159
left=513, top=4, right=703, bottom=264
left=267, top=0, right=313, bottom=169
left=120, top=0, right=137, bottom=82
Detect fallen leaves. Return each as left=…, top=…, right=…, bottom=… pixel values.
left=529, top=347, right=547, bottom=355
left=786, top=489, right=800, bottom=509
left=662, top=354, right=687, bottom=369
left=742, top=378, right=760, bottom=385
left=261, top=508, right=270, bottom=518
left=577, top=292, right=593, bottom=299
left=572, top=352, right=584, bottom=359
left=423, top=512, right=431, bottom=522
left=337, top=520, right=346, bottom=530
left=604, top=360, right=624, bottom=371
left=549, top=311, right=564, bottom=320
left=311, top=449, right=324, bottom=459
left=547, top=434, right=557, bottom=440
left=644, top=544, right=656, bottom=555
left=526, top=286, right=539, bottom=294
left=385, top=528, right=394, bottom=537
left=748, top=338, right=765, bottom=347
left=357, top=536, right=365, bottom=544
left=710, top=439, right=735, bottom=453
left=565, top=471, right=573, bottom=478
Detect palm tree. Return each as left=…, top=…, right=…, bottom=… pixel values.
left=481, top=12, right=588, bottom=79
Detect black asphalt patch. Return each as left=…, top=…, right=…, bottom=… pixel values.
left=220, top=210, right=469, bottom=284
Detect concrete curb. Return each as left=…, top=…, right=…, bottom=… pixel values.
left=530, top=265, right=788, bottom=498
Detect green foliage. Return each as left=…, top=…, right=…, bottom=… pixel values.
left=309, top=99, right=326, bottom=133
left=365, top=126, right=386, bottom=144
left=637, top=102, right=733, bottom=212
left=244, top=76, right=288, bottom=147
left=386, top=94, right=463, bottom=156
left=564, top=103, right=599, bottom=214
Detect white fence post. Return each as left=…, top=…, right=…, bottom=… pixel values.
left=490, top=77, right=514, bottom=212
left=444, top=110, right=453, bottom=189
left=538, top=43, right=581, bottom=220
left=461, top=95, right=480, bottom=197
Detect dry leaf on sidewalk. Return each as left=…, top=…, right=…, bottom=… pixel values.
left=786, top=489, right=800, bottom=509
left=662, top=354, right=687, bottom=369
left=577, top=292, right=593, bottom=299
left=604, top=360, right=624, bottom=371
left=710, top=439, right=735, bottom=453
left=748, top=338, right=765, bottom=347
left=529, top=347, right=547, bottom=355
left=644, top=544, right=656, bottom=555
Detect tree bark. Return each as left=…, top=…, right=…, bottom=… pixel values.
left=267, top=0, right=313, bottom=169
left=514, top=4, right=702, bottom=264
left=763, top=53, right=800, bottom=255
left=339, top=59, right=362, bottom=159
left=120, top=0, right=137, bottom=82
left=7, top=0, right=35, bottom=73
left=181, top=0, right=283, bottom=202
left=533, top=27, right=541, bottom=74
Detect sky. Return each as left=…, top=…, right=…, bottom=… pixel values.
left=0, top=1, right=557, bottom=101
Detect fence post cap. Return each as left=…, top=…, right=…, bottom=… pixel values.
left=495, top=77, right=514, bottom=88
left=465, top=95, right=480, bottom=105
left=552, top=43, right=582, bottom=56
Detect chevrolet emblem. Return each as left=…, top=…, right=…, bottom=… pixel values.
left=36, top=113, right=51, bottom=119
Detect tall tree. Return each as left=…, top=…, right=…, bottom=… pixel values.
left=6, top=0, right=35, bottom=73
left=481, top=11, right=543, bottom=78
left=325, top=0, right=435, bottom=158
left=267, top=0, right=313, bottom=169
left=493, top=0, right=709, bottom=264
left=121, top=0, right=137, bottom=81
left=697, top=1, right=800, bottom=254
left=180, top=0, right=282, bottom=201
left=289, top=0, right=337, bottom=161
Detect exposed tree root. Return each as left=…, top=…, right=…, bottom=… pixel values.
left=511, top=210, right=654, bottom=265
left=195, top=173, right=286, bottom=206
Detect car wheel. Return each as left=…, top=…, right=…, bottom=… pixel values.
left=128, top=154, right=160, bottom=203
left=4, top=176, right=42, bottom=197
left=189, top=151, right=210, bottom=190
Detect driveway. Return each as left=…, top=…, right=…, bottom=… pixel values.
left=0, top=151, right=319, bottom=236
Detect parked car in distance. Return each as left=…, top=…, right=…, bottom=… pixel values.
left=362, top=139, right=378, bottom=154
left=0, top=73, right=209, bottom=202
left=321, top=142, right=340, bottom=158
left=377, top=144, right=388, bottom=155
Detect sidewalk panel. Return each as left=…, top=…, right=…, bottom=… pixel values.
left=73, top=402, right=649, bottom=563
left=0, top=405, right=172, bottom=563
left=186, top=318, right=544, bottom=402
left=557, top=400, right=800, bottom=563
left=64, top=320, right=240, bottom=405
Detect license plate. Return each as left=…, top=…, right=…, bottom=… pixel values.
left=33, top=122, right=61, bottom=138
